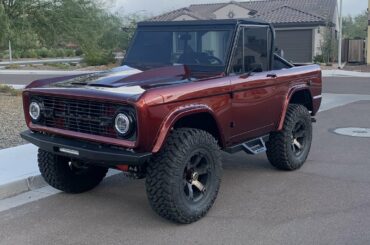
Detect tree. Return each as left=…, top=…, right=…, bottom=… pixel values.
left=0, top=0, right=144, bottom=65
left=343, top=11, right=368, bottom=39
left=0, top=4, right=9, bottom=45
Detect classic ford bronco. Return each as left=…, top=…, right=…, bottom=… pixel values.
left=21, top=19, right=322, bottom=223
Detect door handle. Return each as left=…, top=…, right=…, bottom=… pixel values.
left=267, top=73, right=277, bottom=78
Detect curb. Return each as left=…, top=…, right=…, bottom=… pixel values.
left=322, top=70, right=370, bottom=78
left=0, top=169, right=121, bottom=201
left=0, top=174, right=47, bottom=200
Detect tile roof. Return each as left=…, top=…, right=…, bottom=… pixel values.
left=149, top=0, right=337, bottom=25
left=151, top=7, right=207, bottom=21
left=256, top=5, right=325, bottom=24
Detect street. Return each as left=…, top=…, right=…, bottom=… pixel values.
left=0, top=75, right=370, bottom=244
left=0, top=70, right=93, bottom=85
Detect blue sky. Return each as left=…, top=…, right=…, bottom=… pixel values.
left=113, top=0, right=367, bottom=17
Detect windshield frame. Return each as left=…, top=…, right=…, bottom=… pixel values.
left=122, top=24, right=238, bottom=75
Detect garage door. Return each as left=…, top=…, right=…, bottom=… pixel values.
left=275, top=29, right=313, bottom=63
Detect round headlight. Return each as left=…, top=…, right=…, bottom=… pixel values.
left=115, top=113, right=131, bottom=135
left=29, top=102, right=41, bottom=121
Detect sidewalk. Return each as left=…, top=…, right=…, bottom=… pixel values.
left=0, top=144, right=120, bottom=200
left=322, top=69, right=370, bottom=77
left=0, top=144, right=44, bottom=199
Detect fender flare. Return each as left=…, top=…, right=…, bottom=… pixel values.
left=151, top=104, right=224, bottom=153
left=277, top=85, right=312, bottom=130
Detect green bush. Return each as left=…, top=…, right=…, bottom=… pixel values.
left=47, top=49, right=57, bottom=58
left=22, top=49, right=38, bottom=58
left=12, top=50, right=22, bottom=59
left=75, top=48, right=83, bottom=56
left=65, top=49, right=75, bottom=57
left=36, top=47, right=50, bottom=58
left=83, top=51, right=115, bottom=66
left=55, top=48, right=66, bottom=57
left=313, top=55, right=325, bottom=64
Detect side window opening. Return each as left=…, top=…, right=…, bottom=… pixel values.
left=230, top=26, right=271, bottom=74
left=273, top=54, right=294, bottom=70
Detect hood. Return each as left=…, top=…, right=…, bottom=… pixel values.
left=48, top=65, right=192, bottom=90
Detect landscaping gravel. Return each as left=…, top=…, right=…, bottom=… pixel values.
left=0, top=94, right=27, bottom=150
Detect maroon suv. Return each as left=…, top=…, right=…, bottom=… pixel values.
left=21, top=19, right=322, bottom=223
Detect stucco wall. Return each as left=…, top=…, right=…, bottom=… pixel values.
left=173, top=15, right=197, bottom=21
left=213, top=4, right=251, bottom=19
left=314, top=27, right=324, bottom=56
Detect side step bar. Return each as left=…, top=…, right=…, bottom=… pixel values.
left=224, top=135, right=269, bottom=155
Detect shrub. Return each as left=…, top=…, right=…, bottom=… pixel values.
left=65, top=49, right=75, bottom=57
left=75, top=48, right=83, bottom=56
left=5, top=64, right=20, bottom=69
left=12, top=51, right=22, bottom=59
left=83, top=51, right=115, bottom=66
left=36, top=47, right=50, bottom=58
left=0, top=85, right=22, bottom=96
left=55, top=48, right=66, bottom=57
left=47, top=49, right=57, bottom=58
left=313, top=55, right=325, bottom=64
left=48, top=63, right=70, bottom=69
left=22, top=49, right=38, bottom=58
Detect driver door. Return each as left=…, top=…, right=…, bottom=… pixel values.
left=229, top=26, right=283, bottom=145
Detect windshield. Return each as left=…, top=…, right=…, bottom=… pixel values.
left=123, top=28, right=233, bottom=74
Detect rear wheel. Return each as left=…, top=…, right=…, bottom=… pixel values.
left=145, top=128, right=222, bottom=224
left=267, top=104, right=312, bottom=170
left=38, top=149, right=108, bottom=193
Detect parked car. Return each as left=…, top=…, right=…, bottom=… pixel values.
left=21, top=19, right=322, bottom=224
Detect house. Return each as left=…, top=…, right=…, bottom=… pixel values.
left=150, top=0, right=339, bottom=64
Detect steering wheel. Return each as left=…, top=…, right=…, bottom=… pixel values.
left=206, top=56, right=223, bottom=65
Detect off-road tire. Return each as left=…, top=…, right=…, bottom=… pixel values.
left=266, top=104, right=312, bottom=171
left=38, top=149, right=108, bottom=193
left=146, top=128, right=222, bottom=224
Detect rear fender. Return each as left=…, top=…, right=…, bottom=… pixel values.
left=277, top=85, right=312, bottom=130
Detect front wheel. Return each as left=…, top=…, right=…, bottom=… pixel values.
left=145, top=128, right=222, bottom=224
left=38, top=149, right=108, bottom=193
left=266, top=104, right=312, bottom=171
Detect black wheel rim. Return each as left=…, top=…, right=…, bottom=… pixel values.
left=291, top=120, right=307, bottom=156
left=183, top=150, right=212, bottom=203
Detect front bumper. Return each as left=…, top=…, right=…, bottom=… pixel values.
left=20, top=130, right=151, bottom=167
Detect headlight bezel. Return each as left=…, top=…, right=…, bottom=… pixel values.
left=114, top=110, right=135, bottom=138
left=29, top=101, right=42, bottom=121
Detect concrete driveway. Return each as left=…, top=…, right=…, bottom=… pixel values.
left=0, top=76, right=369, bottom=245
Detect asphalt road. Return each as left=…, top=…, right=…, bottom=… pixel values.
left=0, top=71, right=91, bottom=85
left=0, top=76, right=370, bottom=245
left=0, top=73, right=60, bottom=85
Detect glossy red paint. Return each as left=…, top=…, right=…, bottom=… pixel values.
left=22, top=63, right=322, bottom=154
